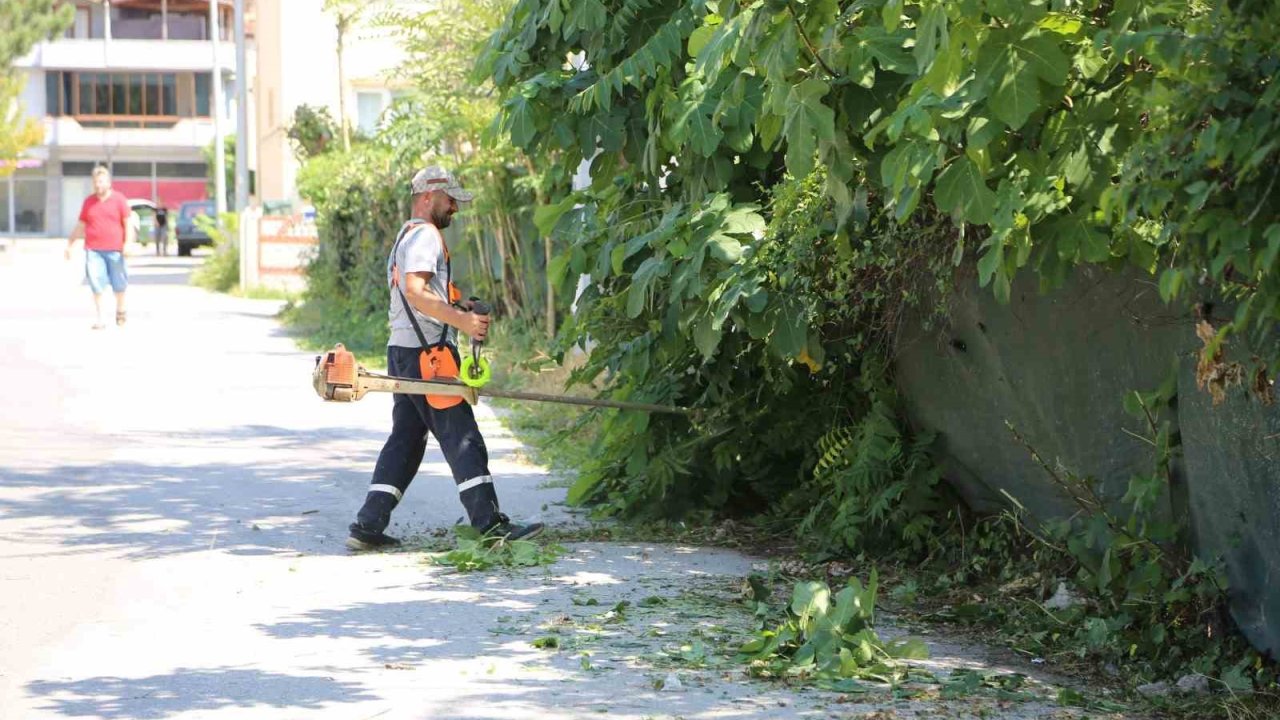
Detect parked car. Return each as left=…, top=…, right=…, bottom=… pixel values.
left=174, top=200, right=215, bottom=256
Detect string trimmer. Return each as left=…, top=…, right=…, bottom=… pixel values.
left=311, top=341, right=689, bottom=416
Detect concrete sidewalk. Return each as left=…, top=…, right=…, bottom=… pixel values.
left=0, top=244, right=1131, bottom=719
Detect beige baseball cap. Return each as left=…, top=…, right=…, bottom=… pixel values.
left=411, top=165, right=474, bottom=202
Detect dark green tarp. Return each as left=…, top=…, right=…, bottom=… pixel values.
left=895, top=266, right=1280, bottom=655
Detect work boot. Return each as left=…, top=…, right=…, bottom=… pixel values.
left=346, top=522, right=402, bottom=551
left=483, top=513, right=544, bottom=541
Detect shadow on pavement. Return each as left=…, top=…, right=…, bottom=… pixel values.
left=243, top=555, right=824, bottom=720
left=0, top=460, right=362, bottom=558
left=26, top=668, right=376, bottom=719
left=0, top=425, right=523, bottom=559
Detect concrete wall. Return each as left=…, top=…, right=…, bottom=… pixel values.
left=895, top=266, right=1280, bottom=655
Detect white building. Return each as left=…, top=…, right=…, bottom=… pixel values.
left=254, top=0, right=407, bottom=207
left=8, top=0, right=245, bottom=238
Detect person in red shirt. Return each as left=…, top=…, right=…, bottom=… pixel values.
left=65, top=166, right=133, bottom=329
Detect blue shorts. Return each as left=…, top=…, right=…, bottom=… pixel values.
left=85, top=250, right=128, bottom=294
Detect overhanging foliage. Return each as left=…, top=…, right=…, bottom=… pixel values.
left=483, top=0, right=1280, bottom=364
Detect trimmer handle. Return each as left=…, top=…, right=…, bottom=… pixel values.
left=461, top=298, right=494, bottom=386
left=468, top=297, right=490, bottom=353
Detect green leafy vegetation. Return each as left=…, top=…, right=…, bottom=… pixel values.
left=486, top=0, right=1280, bottom=370
left=428, top=524, right=564, bottom=572
left=283, top=0, right=562, bottom=362
left=939, top=670, right=1037, bottom=703
left=531, top=635, right=561, bottom=649
left=0, top=1, right=73, bottom=171
left=483, top=321, right=602, bottom=475
left=479, top=0, right=1280, bottom=525
left=285, top=104, right=340, bottom=160
left=190, top=212, right=240, bottom=293
left=200, top=135, right=246, bottom=209
left=740, top=571, right=928, bottom=684
left=545, top=171, right=951, bottom=523
left=782, top=387, right=946, bottom=558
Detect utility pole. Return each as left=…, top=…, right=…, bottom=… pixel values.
left=210, top=0, right=227, bottom=217
left=234, top=0, right=248, bottom=211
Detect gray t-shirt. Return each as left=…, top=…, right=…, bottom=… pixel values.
left=387, top=221, right=457, bottom=348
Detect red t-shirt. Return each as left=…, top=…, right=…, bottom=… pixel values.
left=79, top=191, right=129, bottom=251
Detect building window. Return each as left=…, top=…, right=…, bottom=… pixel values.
left=166, top=9, right=208, bottom=40
left=113, top=162, right=152, bottom=178
left=356, top=91, right=385, bottom=135
left=45, top=71, right=207, bottom=125
left=78, top=72, right=98, bottom=115
left=61, top=2, right=236, bottom=41
left=162, top=74, right=177, bottom=115
left=195, top=73, right=211, bottom=117
left=90, top=3, right=106, bottom=39
left=62, top=162, right=104, bottom=177
left=112, top=75, right=129, bottom=115
left=66, top=6, right=91, bottom=39
left=45, top=72, right=58, bottom=114
left=144, top=74, right=161, bottom=117
left=60, top=162, right=209, bottom=180
left=0, top=184, right=9, bottom=234
left=163, top=6, right=230, bottom=41
left=156, top=162, right=208, bottom=178
left=14, top=180, right=46, bottom=234
left=110, top=6, right=164, bottom=40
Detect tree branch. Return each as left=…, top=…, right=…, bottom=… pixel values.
left=786, top=3, right=841, bottom=80
left=1243, top=163, right=1280, bottom=227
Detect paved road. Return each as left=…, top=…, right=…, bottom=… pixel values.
left=0, top=243, right=1119, bottom=720
left=0, top=244, right=586, bottom=719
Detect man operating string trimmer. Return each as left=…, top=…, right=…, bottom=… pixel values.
left=346, top=166, right=543, bottom=551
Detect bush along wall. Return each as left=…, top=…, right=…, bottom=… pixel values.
left=480, top=0, right=1280, bottom=507
left=287, top=147, right=405, bottom=353
left=471, top=0, right=1280, bottom=689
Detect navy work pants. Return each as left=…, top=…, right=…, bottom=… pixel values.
left=354, top=345, right=500, bottom=533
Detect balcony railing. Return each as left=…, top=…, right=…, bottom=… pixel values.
left=45, top=115, right=219, bottom=150
left=72, top=114, right=187, bottom=129
left=64, top=0, right=235, bottom=42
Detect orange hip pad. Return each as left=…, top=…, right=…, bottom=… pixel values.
left=419, top=347, right=465, bottom=409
